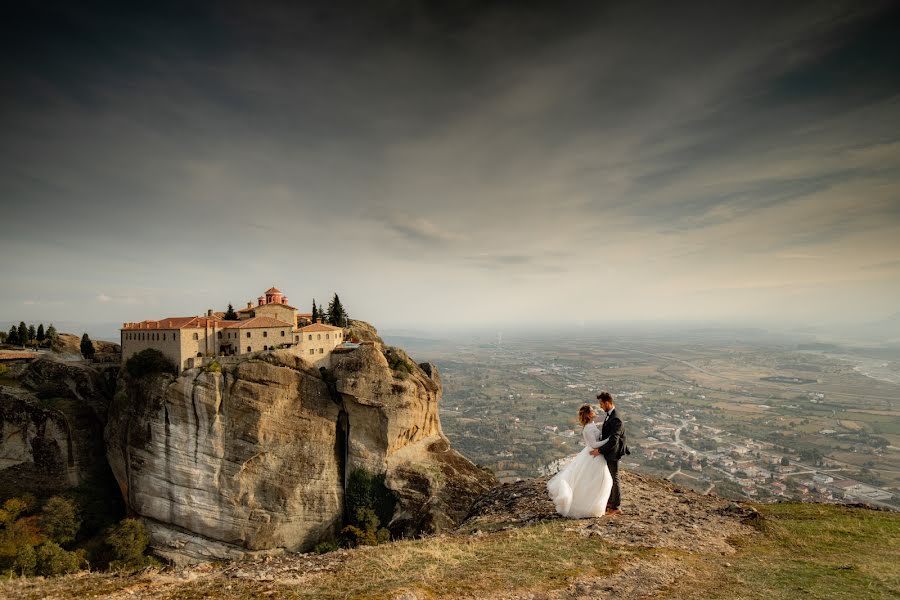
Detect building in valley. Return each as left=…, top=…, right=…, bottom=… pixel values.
left=121, top=286, right=346, bottom=373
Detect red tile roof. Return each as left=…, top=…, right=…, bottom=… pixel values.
left=265, top=287, right=282, bottom=294
left=222, top=316, right=294, bottom=329
left=122, top=317, right=229, bottom=330
left=238, top=303, right=297, bottom=312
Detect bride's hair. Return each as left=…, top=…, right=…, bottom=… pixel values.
left=578, top=404, right=594, bottom=426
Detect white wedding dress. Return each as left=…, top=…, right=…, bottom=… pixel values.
left=546, top=421, right=613, bottom=518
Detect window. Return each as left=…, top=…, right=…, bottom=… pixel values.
left=162, top=334, right=166, bottom=341
left=308, top=334, right=312, bottom=340
left=326, top=334, right=329, bottom=339
left=280, top=330, right=285, bottom=337
left=317, top=334, right=321, bottom=340
left=263, top=345, right=268, bottom=350
left=197, top=352, right=202, bottom=358
left=192, top=333, right=199, bottom=340
left=319, top=348, right=324, bottom=354
left=295, top=336, right=299, bottom=342
left=246, top=332, right=251, bottom=338
left=309, top=349, right=314, bottom=355
left=263, top=331, right=268, bottom=338
left=247, top=346, right=252, bottom=352
left=217, top=332, right=222, bottom=339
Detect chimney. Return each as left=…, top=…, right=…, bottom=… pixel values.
left=207, top=309, right=213, bottom=317
left=247, top=302, right=253, bottom=309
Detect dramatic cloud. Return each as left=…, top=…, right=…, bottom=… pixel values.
left=1, top=1, right=898, bottom=335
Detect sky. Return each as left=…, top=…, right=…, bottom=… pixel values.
left=2, top=0, right=899, bottom=337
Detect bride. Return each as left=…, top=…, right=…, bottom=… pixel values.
left=547, top=404, right=613, bottom=518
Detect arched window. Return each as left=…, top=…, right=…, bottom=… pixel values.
left=308, top=334, right=312, bottom=340
left=196, top=352, right=202, bottom=357
left=217, top=332, right=222, bottom=339
left=263, top=345, right=268, bottom=350
left=192, top=332, right=199, bottom=340
left=317, top=334, right=321, bottom=340
left=247, top=346, right=252, bottom=352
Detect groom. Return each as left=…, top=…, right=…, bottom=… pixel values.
left=590, top=391, right=629, bottom=514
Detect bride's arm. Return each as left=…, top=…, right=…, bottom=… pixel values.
left=583, top=424, right=609, bottom=448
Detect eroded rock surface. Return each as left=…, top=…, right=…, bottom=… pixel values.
left=0, top=358, right=113, bottom=496
left=106, top=344, right=495, bottom=564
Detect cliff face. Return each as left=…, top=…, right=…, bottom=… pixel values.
left=105, top=344, right=495, bottom=564
left=0, top=358, right=115, bottom=498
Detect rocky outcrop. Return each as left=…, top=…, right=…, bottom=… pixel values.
left=105, top=343, right=495, bottom=564
left=0, top=358, right=114, bottom=498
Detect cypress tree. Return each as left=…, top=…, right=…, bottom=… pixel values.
left=7, top=326, right=18, bottom=345
left=311, top=300, right=318, bottom=324
left=18, top=322, right=27, bottom=347
left=223, top=303, right=238, bottom=320
left=327, top=294, right=348, bottom=327
left=37, top=324, right=45, bottom=342
left=46, top=324, right=58, bottom=343
left=28, top=325, right=36, bottom=343
left=80, top=333, right=95, bottom=359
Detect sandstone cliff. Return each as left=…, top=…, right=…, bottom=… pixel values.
left=105, top=343, right=495, bottom=564
left=0, top=358, right=116, bottom=498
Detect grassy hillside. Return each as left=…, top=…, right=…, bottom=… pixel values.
left=2, top=473, right=897, bottom=599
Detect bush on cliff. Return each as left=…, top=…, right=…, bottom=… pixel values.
left=125, top=349, right=176, bottom=378
left=339, top=469, right=395, bottom=548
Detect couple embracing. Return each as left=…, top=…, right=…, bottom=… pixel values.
left=547, top=391, right=630, bottom=518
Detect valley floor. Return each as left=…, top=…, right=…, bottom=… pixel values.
left=2, top=473, right=898, bottom=599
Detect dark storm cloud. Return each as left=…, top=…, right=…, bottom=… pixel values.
left=1, top=0, right=899, bottom=328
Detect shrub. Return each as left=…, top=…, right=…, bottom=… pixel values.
left=202, top=360, right=222, bottom=373
left=40, top=496, right=80, bottom=544
left=105, top=518, right=151, bottom=569
left=314, top=540, right=339, bottom=554
left=34, top=541, right=82, bottom=576
left=0, top=364, right=8, bottom=377
left=340, top=524, right=377, bottom=547
left=13, top=543, right=36, bottom=576
left=125, top=349, right=176, bottom=378
left=345, top=469, right=396, bottom=531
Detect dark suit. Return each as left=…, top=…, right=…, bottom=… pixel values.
left=600, top=407, right=629, bottom=510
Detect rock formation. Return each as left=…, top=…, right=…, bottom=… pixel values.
left=0, top=358, right=115, bottom=498
left=105, top=341, right=495, bottom=564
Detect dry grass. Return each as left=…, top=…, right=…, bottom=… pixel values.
left=288, top=521, right=632, bottom=599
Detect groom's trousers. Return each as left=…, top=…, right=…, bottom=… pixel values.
left=607, top=459, right=621, bottom=509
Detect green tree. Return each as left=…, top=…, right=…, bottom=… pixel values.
left=781, top=456, right=790, bottom=466
left=40, top=497, right=80, bottom=545
left=36, top=323, right=45, bottom=342
left=46, top=324, right=58, bottom=344
left=4, top=326, right=14, bottom=345
left=34, top=541, right=81, bottom=576
left=327, top=293, right=348, bottom=327
left=27, top=324, right=36, bottom=343
left=105, top=518, right=150, bottom=569
left=125, top=348, right=176, bottom=378
left=311, top=299, right=319, bottom=324
left=80, top=333, right=95, bottom=360
left=18, top=322, right=27, bottom=347
left=223, top=303, right=238, bottom=320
